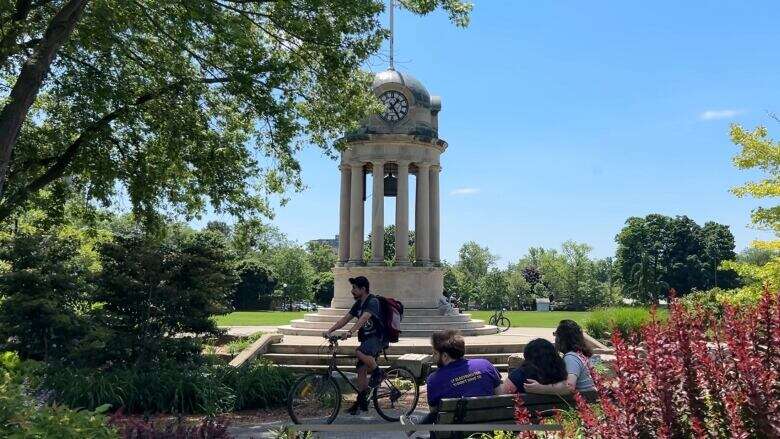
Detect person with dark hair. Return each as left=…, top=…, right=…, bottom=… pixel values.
left=495, top=338, right=567, bottom=394
left=400, top=330, right=501, bottom=437
left=322, top=276, right=385, bottom=415
left=525, top=319, right=596, bottom=394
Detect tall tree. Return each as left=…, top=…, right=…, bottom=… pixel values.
left=364, top=224, right=415, bottom=264
left=476, top=268, right=509, bottom=309
left=454, top=241, right=497, bottom=306
left=231, top=219, right=287, bottom=255
left=702, top=221, right=738, bottom=288
left=306, top=240, right=337, bottom=273
left=269, top=245, right=315, bottom=306
left=615, top=214, right=737, bottom=302
left=512, top=243, right=615, bottom=310
left=0, top=0, right=471, bottom=225
left=506, top=263, right=532, bottom=309
left=721, top=121, right=780, bottom=296
left=233, top=258, right=276, bottom=310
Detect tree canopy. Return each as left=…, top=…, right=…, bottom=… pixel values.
left=0, top=0, right=471, bottom=226
left=615, top=214, right=738, bottom=302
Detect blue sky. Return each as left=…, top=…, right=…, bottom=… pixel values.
left=200, top=0, right=779, bottom=265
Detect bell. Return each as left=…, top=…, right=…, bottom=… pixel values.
left=384, top=169, right=398, bottom=197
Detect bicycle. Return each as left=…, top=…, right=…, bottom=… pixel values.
left=286, top=335, right=420, bottom=424
left=488, top=308, right=511, bottom=332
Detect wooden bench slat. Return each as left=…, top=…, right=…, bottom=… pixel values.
left=438, top=391, right=597, bottom=411
left=439, top=394, right=515, bottom=411
left=438, top=407, right=515, bottom=424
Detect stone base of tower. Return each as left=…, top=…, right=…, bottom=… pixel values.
left=332, top=265, right=443, bottom=308
left=276, top=265, right=500, bottom=337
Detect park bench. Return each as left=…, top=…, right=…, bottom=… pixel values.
left=433, top=391, right=598, bottom=439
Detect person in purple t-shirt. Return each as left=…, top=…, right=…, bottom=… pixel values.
left=400, top=330, right=501, bottom=437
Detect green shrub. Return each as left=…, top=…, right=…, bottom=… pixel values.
left=681, top=289, right=724, bottom=317
left=0, top=371, right=117, bottom=438
left=0, top=230, right=237, bottom=369
left=41, top=359, right=294, bottom=415
left=0, top=233, right=93, bottom=363
left=584, top=307, right=662, bottom=339
left=682, top=287, right=763, bottom=319
left=90, top=232, right=237, bottom=368
left=215, top=359, right=295, bottom=410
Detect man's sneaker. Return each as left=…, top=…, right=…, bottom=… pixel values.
left=346, top=390, right=369, bottom=415
left=369, top=368, right=386, bottom=388
left=399, top=414, right=419, bottom=437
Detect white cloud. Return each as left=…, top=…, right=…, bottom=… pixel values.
left=450, top=187, right=480, bottom=196
left=699, top=109, right=743, bottom=121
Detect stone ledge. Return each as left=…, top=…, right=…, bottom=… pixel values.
left=393, top=353, right=433, bottom=380
left=229, top=333, right=283, bottom=367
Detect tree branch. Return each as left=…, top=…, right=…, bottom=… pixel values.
left=0, top=0, right=52, bottom=67
left=0, top=76, right=231, bottom=222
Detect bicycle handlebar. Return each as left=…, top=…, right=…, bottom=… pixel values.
left=325, top=335, right=341, bottom=344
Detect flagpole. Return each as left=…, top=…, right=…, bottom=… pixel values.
left=389, top=0, right=395, bottom=70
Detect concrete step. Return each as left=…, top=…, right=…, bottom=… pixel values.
left=315, top=308, right=462, bottom=317
left=289, top=319, right=485, bottom=330
left=262, top=352, right=514, bottom=367
left=268, top=342, right=525, bottom=355
left=277, top=325, right=499, bottom=337
left=302, top=313, right=473, bottom=323
left=273, top=363, right=511, bottom=374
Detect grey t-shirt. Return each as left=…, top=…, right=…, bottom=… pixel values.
left=348, top=295, right=383, bottom=341
left=563, top=352, right=595, bottom=391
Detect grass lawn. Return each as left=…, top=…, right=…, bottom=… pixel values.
left=213, top=311, right=306, bottom=326
left=469, top=311, right=592, bottom=328
left=214, top=309, right=591, bottom=328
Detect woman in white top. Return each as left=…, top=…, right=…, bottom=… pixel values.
left=524, top=319, right=596, bottom=394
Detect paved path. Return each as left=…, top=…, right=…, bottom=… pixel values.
left=222, top=326, right=609, bottom=351
left=228, top=410, right=429, bottom=438
left=223, top=326, right=557, bottom=343
left=224, top=326, right=281, bottom=337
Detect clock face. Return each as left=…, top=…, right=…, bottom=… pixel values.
left=379, top=90, right=409, bottom=122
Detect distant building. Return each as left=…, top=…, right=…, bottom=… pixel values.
left=307, top=235, right=339, bottom=254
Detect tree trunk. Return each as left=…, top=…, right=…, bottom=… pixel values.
left=0, top=0, right=89, bottom=198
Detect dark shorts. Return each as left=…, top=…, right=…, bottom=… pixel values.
left=355, top=336, right=384, bottom=368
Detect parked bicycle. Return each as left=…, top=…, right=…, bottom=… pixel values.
left=287, top=335, right=419, bottom=424
left=488, top=308, right=511, bottom=332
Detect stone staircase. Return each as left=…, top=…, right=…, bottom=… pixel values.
left=261, top=338, right=524, bottom=373
left=277, top=307, right=499, bottom=337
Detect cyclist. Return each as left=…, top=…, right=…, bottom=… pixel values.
left=322, top=276, right=385, bottom=415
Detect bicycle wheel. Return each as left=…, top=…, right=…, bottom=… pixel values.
left=373, top=367, right=419, bottom=422
left=287, top=373, right=341, bottom=425
left=497, top=316, right=511, bottom=333
left=488, top=315, right=497, bottom=326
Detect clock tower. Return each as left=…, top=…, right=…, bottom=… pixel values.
left=277, top=70, right=498, bottom=334
left=331, top=67, right=446, bottom=308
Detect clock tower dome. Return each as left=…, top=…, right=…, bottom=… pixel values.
left=349, top=69, right=441, bottom=140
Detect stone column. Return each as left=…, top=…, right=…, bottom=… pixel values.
left=415, top=163, right=430, bottom=265
left=369, top=160, right=385, bottom=265
left=348, top=163, right=364, bottom=264
left=430, top=165, right=440, bottom=264
left=395, top=161, right=410, bottom=265
left=337, top=165, right=351, bottom=265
